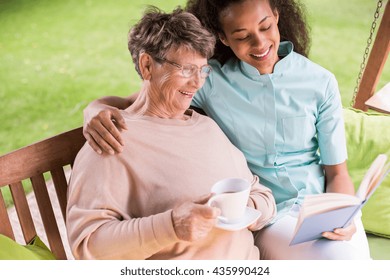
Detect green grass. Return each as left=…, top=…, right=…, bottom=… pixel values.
left=0, top=0, right=186, bottom=157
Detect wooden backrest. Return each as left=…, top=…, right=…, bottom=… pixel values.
left=0, top=127, right=85, bottom=260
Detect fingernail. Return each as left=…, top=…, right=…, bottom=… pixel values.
left=109, top=149, right=115, bottom=155
left=97, top=149, right=102, bottom=155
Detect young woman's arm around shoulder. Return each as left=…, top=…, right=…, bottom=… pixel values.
left=83, top=93, right=138, bottom=154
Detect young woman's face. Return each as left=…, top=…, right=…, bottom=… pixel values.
left=219, top=0, right=280, bottom=74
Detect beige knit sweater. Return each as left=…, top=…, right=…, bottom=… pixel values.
left=66, top=110, right=276, bottom=259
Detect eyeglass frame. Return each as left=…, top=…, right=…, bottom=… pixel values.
left=154, top=57, right=212, bottom=79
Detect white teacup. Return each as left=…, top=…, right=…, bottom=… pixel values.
left=208, top=178, right=250, bottom=224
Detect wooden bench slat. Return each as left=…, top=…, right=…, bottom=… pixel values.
left=31, top=174, right=67, bottom=260
left=51, top=167, right=69, bottom=220
left=10, top=182, right=36, bottom=243
left=0, top=188, right=15, bottom=239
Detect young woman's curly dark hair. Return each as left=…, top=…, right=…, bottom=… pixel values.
left=186, top=0, right=311, bottom=64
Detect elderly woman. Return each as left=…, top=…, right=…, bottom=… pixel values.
left=66, top=7, right=276, bottom=260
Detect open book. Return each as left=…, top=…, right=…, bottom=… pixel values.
left=290, top=154, right=390, bottom=246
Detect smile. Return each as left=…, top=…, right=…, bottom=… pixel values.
left=179, top=90, right=194, bottom=98
left=250, top=47, right=271, bottom=59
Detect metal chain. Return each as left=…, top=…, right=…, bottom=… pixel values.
left=351, top=0, right=384, bottom=107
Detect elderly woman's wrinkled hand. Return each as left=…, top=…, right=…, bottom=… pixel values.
left=172, top=194, right=221, bottom=242
left=322, top=221, right=357, bottom=241
left=83, top=107, right=127, bottom=155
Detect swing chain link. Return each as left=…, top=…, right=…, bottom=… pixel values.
left=351, top=0, right=384, bottom=107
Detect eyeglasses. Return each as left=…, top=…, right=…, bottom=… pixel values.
left=156, top=57, right=212, bottom=79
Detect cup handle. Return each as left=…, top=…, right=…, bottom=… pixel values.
left=207, top=195, right=217, bottom=207
left=207, top=195, right=228, bottom=223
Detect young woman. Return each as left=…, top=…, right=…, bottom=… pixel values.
left=82, top=0, right=370, bottom=259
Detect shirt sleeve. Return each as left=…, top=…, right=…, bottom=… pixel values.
left=66, top=146, right=179, bottom=260
left=246, top=175, right=276, bottom=230
left=316, top=74, right=348, bottom=165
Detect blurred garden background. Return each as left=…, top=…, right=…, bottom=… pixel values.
left=1, top=0, right=389, bottom=157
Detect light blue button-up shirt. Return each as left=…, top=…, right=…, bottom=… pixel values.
left=192, top=41, right=347, bottom=217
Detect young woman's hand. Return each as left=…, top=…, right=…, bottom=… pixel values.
left=322, top=222, right=357, bottom=241
left=83, top=107, right=127, bottom=155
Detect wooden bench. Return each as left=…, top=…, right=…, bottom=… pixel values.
left=0, top=127, right=85, bottom=260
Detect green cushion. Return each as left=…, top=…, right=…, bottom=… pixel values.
left=343, top=107, right=390, bottom=238
left=367, top=233, right=390, bottom=260
left=0, top=234, right=56, bottom=260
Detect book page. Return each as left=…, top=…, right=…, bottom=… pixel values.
left=300, top=193, right=360, bottom=218
left=355, top=154, right=388, bottom=200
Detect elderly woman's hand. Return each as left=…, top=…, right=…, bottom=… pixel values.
left=321, top=221, right=357, bottom=241
left=172, top=194, right=221, bottom=242
left=83, top=107, right=127, bottom=155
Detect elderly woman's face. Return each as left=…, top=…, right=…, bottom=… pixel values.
left=150, top=48, right=208, bottom=116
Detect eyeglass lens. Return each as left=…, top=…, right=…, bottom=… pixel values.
left=156, top=57, right=212, bottom=78
left=182, top=64, right=211, bottom=78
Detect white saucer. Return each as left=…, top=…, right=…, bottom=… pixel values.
left=215, top=207, right=262, bottom=231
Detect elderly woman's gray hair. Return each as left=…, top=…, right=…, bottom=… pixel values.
left=128, top=6, right=216, bottom=78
